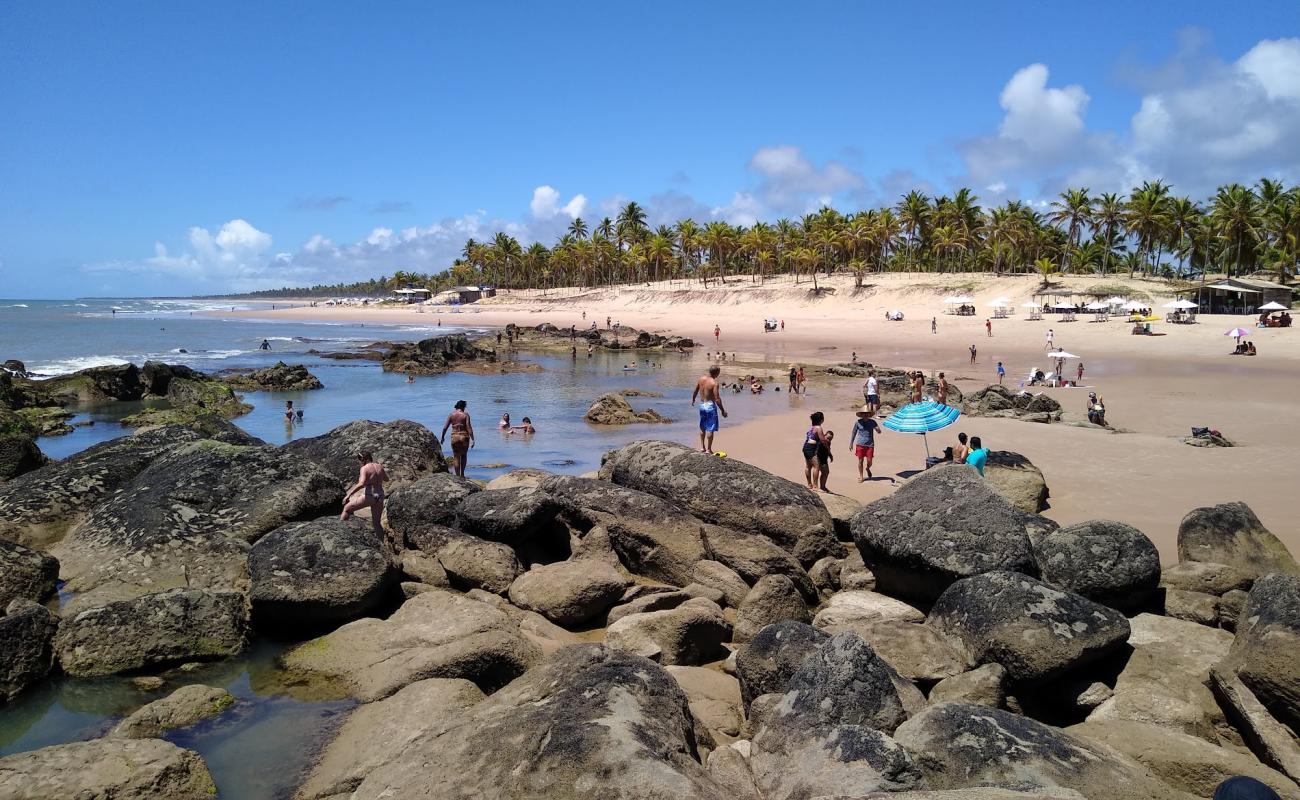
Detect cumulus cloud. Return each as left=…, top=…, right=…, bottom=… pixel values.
left=84, top=219, right=298, bottom=291
left=529, top=185, right=587, bottom=220
left=745, top=145, right=864, bottom=213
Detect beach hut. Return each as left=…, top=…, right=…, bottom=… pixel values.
left=392, top=287, right=432, bottom=304
left=1190, top=278, right=1291, bottom=314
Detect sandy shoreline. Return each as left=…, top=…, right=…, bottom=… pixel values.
left=215, top=274, right=1299, bottom=562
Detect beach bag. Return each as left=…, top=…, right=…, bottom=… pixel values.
left=1190, top=426, right=1210, bottom=438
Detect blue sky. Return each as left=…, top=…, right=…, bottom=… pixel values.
left=2, top=1, right=1297, bottom=297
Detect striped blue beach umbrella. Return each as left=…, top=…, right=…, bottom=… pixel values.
left=882, top=400, right=961, bottom=468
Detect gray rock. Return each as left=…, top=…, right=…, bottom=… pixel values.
left=604, top=597, right=731, bottom=665
left=282, top=418, right=446, bottom=488
left=607, top=589, right=694, bottom=625
left=600, top=440, right=842, bottom=565
left=733, top=575, right=810, bottom=643
left=507, top=559, right=626, bottom=627
left=453, top=486, right=569, bottom=556
left=700, top=527, right=816, bottom=601
left=894, top=702, right=1190, bottom=799
left=1210, top=666, right=1300, bottom=785
left=852, top=465, right=1052, bottom=603
left=384, top=473, right=480, bottom=547
left=434, top=533, right=522, bottom=594
left=820, top=619, right=971, bottom=683
left=281, top=588, right=539, bottom=701
left=1162, top=588, right=1220, bottom=626
left=813, top=589, right=926, bottom=629
left=1031, top=520, right=1161, bottom=611
left=222, top=361, right=323, bottom=391
left=929, top=663, right=1007, bottom=708
left=109, top=684, right=235, bottom=738
left=735, top=620, right=830, bottom=709
left=820, top=492, right=862, bottom=541
left=1219, top=588, right=1250, bottom=631
left=0, top=427, right=46, bottom=484
left=692, top=560, right=750, bottom=608
left=249, top=518, right=396, bottom=630
left=1161, top=561, right=1254, bottom=595
left=764, top=631, right=911, bottom=735
left=840, top=549, right=877, bottom=590
left=682, top=582, right=726, bottom=606
left=1178, top=502, right=1299, bottom=578
left=0, top=539, right=58, bottom=607
left=749, top=724, right=922, bottom=800
left=984, top=450, right=1050, bottom=513
left=1227, top=574, right=1300, bottom=729
left=667, top=665, right=744, bottom=742
left=808, top=556, right=842, bottom=598
left=926, top=571, right=1130, bottom=685
left=706, top=745, right=761, bottom=800
left=340, top=645, right=731, bottom=799
left=0, top=738, right=216, bottom=799
left=399, top=551, right=450, bottom=587
left=584, top=392, right=671, bottom=424
left=0, top=599, right=58, bottom=701
left=55, top=589, right=248, bottom=677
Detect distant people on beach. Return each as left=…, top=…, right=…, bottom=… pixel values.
left=340, top=451, right=388, bottom=535
left=796, top=366, right=806, bottom=394
left=691, top=365, right=727, bottom=454
left=937, top=372, right=949, bottom=406
left=499, top=413, right=511, bottom=430
left=440, top=400, right=475, bottom=478
left=510, top=417, right=536, bottom=434
left=1076, top=362, right=1085, bottom=383
left=852, top=406, right=881, bottom=481
left=969, top=344, right=977, bottom=364
left=953, top=432, right=969, bottom=464
left=1087, top=393, right=1107, bottom=426
left=986, top=318, right=992, bottom=337
left=802, top=411, right=831, bottom=492
left=1045, top=329, right=1055, bottom=350
left=911, top=371, right=924, bottom=403
left=789, top=366, right=798, bottom=393
left=996, top=361, right=1005, bottom=384
left=931, top=317, right=937, bottom=334
left=714, top=324, right=721, bottom=343
left=965, top=435, right=989, bottom=475
left=260, top=339, right=271, bottom=350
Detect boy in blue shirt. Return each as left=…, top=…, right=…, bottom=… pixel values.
left=965, top=435, right=989, bottom=475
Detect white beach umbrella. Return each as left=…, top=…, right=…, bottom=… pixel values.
left=1121, top=300, right=1146, bottom=311
left=988, top=299, right=1009, bottom=308
left=1084, top=301, right=1109, bottom=310
left=1225, top=327, right=1251, bottom=340
left=1258, top=301, right=1289, bottom=311
left=1105, top=296, right=1126, bottom=305
left=1021, top=301, right=1042, bottom=309
left=1052, top=302, right=1077, bottom=310
left=1162, top=299, right=1199, bottom=310
left=1047, top=350, right=1080, bottom=359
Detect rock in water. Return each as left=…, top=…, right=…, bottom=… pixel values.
left=385, top=472, right=481, bottom=546
left=734, top=620, right=831, bottom=708
left=1178, top=502, right=1299, bottom=578
left=249, top=518, right=396, bottom=630
left=0, top=738, right=216, bottom=799
left=380, top=333, right=492, bottom=375
left=1227, top=574, right=1300, bottom=730
left=732, top=574, right=810, bottom=642
left=55, top=589, right=248, bottom=677
left=0, top=599, right=58, bottom=701
left=0, top=425, right=46, bottom=484
left=223, top=361, right=324, bottom=391
left=983, top=450, right=1050, bottom=513
left=600, top=440, right=842, bottom=566
left=584, top=393, right=671, bottom=424
left=1031, top=520, right=1161, bottom=611
left=333, top=645, right=731, bottom=799
left=893, top=702, right=1190, bottom=799
left=926, top=571, right=1130, bottom=685
left=55, top=440, right=341, bottom=611
left=851, top=465, right=1051, bottom=603
left=41, top=362, right=145, bottom=402
left=0, top=539, right=58, bottom=607
left=283, top=419, right=447, bottom=488
left=109, top=684, right=236, bottom=738
left=281, top=588, right=539, bottom=701
left=506, top=560, right=627, bottom=627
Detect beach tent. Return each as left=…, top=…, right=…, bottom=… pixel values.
left=1258, top=301, right=1289, bottom=311
left=882, top=401, right=961, bottom=470
left=1162, top=299, right=1199, bottom=310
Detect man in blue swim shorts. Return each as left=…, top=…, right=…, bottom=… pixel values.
left=690, top=365, right=728, bottom=453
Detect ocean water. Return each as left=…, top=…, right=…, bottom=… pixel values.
left=0, top=297, right=794, bottom=798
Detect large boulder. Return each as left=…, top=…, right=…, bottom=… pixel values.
left=380, top=333, right=493, bottom=375
left=926, top=571, right=1131, bottom=685
left=281, top=588, right=539, bottom=701
left=434, top=533, right=523, bottom=594
left=929, top=663, right=1008, bottom=708
left=0, top=738, right=216, bottom=799
left=55, top=588, right=248, bottom=677
left=0, top=599, right=58, bottom=701
left=43, top=362, right=145, bottom=401
left=283, top=418, right=447, bottom=488
left=692, top=560, right=750, bottom=608
left=893, top=702, right=1190, bottom=799
left=0, top=426, right=45, bottom=484
left=983, top=451, right=1050, bottom=513
left=1178, top=502, right=1298, bottom=578
left=822, top=619, right=972, bottom=683
left=538, top=475, right=711, bottom=586
left=1161, top=561, right=1254, bottom=595
left=600, top=440, right=842, bottom=565
left=1031, top=520, right=1161, bottom=611
left=0, top=539, right=58, bottom=607
left=699, top=527, right=816, bottom=601
left=604, top=597, right=732, bottom=665
left=1227, top=574, right=1300, bottom=729
left=1210, top=666, right=1300, bottom=784
left=248, top=518, right=396, bottom=630
left=734, top=620, right=831, bottom=708
left=584, top=392, right=671, bottom=424
left=454, top=486, right=570, bottom=554
left=750, top=725, right=921, bottom=800
left=851, top=465, right=1052, bottom=603
left=506, top=559, right=627, bottom=627
left=328, top=645, right=732, bottom=799
left=223, top=361, right=324, bottom=391
left=733, top=574, right=810, bottom=642
left=109, top=684, right=236, bottom=738
left=812, top=589, right=926, bottom=629
left=55, top=440, right=341, bottom=611
left=385, top=472, right=481, bottom=547
left=667, top=665, right=744, bottom=742
left=762, top=631, right=911, bottom=735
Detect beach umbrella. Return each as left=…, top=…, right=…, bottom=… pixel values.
left=988, top=298, right=1009, bottom=308
left=1047, top=349, right=1080, bottom=359
left=1163, top=299, right=1198, bottom=310
left=1084, top=301, right=1109, bottom=310
left=883, top=400, right=961, bottom=469
left=1258, top=301, right=1289, bottom=311
left=1020, top=301, right=1042, bottom=308
left=1122, top=300, right=1146, bottom=311
left=1052, top=302, right=1077, bottom=310
left=1225, top=327, right=1251, bottom=342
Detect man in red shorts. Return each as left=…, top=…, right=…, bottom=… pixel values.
left=851, top=406, right=882, bottom=480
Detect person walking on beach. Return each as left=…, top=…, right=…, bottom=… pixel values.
left=863, top=369, right=878, bottom=410
left=691, top=365, right=728, bottom=453
left=937, top=372, right=949, bottom=406
left=986, top=318, right=992, bottom=337
left=440, top=400, right=475, bottom=478
left=340, top=451, right=389, bottom=535
left=802, top=411, right=830, bottom=490
left=788, top=366, right=798, bottom=393
left=996, top=361, right=1005, bottom=385
left=851, top=406, right=881, bottom=480
left=1076, top=361, right=1085, bottom=384
left=931, top=317, right=937, bottom=334
left=1045, top=329, right=1054, bottom=350
left=965, top=435, right=989, bottom=475
left=911, top=371, right=924, bottom=403
left=969, top=344, right=977, bottom=364
left=714, top=324, right=721, bottom=343
left=796, top=366, right=806, bottom=394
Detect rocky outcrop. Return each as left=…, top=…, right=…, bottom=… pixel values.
left=604, top=597, right=731, bottom=665
left=506, top=560, right=627, bottom=627
left=893, top=702, right=1190, bottom=799
left=41, top=362, right=145, bottom=402
left=734, top=620, right=830, bottom=708
left=381, top=333, right=496, bottom=375
left=600, top=440, right=842, bottom=566
left=1031, top=520, right=1161, bottom=611
left=812, top=589, right=926, bottom=629
left=433, top=533, right=523, bottom=594
left=927, top=571, right=1130, bottom=685
left=453, top=486, right=568, bottom=551
left=963, top=384, right=1063, bottom=422
left=1178, top=502, right=1298, bottom=578
left=0, top=738, right=216, bottom=800
left=1210, top=666, right=1300, bottom=784
left=109, top=684, right=236, bottom=738
left=223, top=361, right=324, bottom=391
left=0, top=599, right=58, bottom=701
left=1162, top=561, right=1254, bottom=595
left=983, top=450, right=1050, bottom=513
left=584, top=393, right=671, bottom=425
left=692, top=560, right=751, bottom=608
left=929, top=663, right=1007, bottom=708
left=824, top=619, right=972, bottom=683
left=248, top=518, right=396, bottom=630
left=55, top=589, right=248, bottom=677
left=281, top=588, right=539, bottom=700
left=732, top=574, right=810, bottom=642
left=0, top=539, right=58, bottom=607
left=313, top=644, right=731, bottom=799
left=385, top=472, right=480, bottom=547
left=0, top=424, right=46, bottom=484
left=119, top=364, right=252, bottom=427
left=700, top=528, right=816, bottom=601
left=1226, top=574, right=1300, bottom=730
left=851, top=465, right=1051, bottom=603
left=283, top=418, right=447, bottom=488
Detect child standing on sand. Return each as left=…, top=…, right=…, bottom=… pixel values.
left=996, top=361, right=1005, bottom=384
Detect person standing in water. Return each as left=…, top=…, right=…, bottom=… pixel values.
left=340, top=451, right=389, bottom=535
left=691, top=365, right=728, bottom=453
left=440, top=400, right=475, bottom=478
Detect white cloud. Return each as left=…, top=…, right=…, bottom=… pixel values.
left=530, top=185, right=587, bottom=220
left=85, top=219, right=279, bottom=289
left=746, top=145, right=864, bottom=213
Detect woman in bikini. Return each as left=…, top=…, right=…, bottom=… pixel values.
left=341, top=451, right=389, bottom=535
left=802, top=411, right=830, bottom=491
left=441, top=400, right=475, bottom=478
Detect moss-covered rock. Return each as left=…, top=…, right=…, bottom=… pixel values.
left=223, top=362, right=323, bottom=391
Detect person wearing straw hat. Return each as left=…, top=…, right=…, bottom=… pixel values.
left=851, top=406, right=882, bottom=481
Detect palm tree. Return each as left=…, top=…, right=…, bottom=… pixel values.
left=567, top=217, right=589, bottom=240
left=896, top=190, right=930, bottom=264
left=1125, top=182, right=1171, bottom=276
left=1092, top=192, right=1125, bottom=275
left=1034, top=256, right=1058, bottom=287
left=702, top=221, right=734, bottom=286
left=616, top=201, right=649, bottom=252
left=1048, top=188, right=1093, bottom=272
left=673, top=219, right=700, bottom=284
left=1210, top=184, right=1262, bottom=277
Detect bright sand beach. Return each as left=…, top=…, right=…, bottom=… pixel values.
left=226, top=273, right=1299, bottom=563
